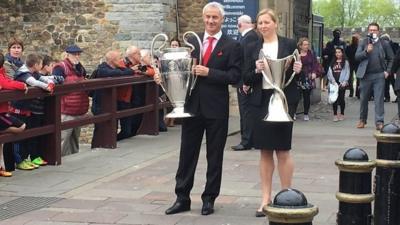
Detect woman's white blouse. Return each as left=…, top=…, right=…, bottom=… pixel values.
left=262, top=41, right=278, bottom=89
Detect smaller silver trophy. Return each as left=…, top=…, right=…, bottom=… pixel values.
left=260, top=49, right=300, bottom=122
left=150, top=32, right=202, bottom=118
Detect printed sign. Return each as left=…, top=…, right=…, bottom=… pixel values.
left=211, top=0, right=259, bottom=40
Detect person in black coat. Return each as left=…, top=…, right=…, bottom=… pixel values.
left=381, top=34, right=398, bottom=102
left=392, top=49, right=400, bottom=117
left=345, top=34, right=360, bottom=98
left=231, top=14, right=259, bottom=151
left=243, top=8, right=302, bottom=217
left=155, top=2, right=241, bottom=216
left=322, top=29, right=347, bottom=91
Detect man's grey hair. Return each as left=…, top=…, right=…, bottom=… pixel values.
left=125, top=46, right=138, bottom=56
left=238, top=15, right=252, bottom=24
left=140, top=49, right=150, bottom=58
left=203, top=2, right=225, bottom=17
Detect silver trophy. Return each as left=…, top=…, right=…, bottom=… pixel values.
left=259, top=49, right=300, bottom=122
left=150, top=32, right=202, bottom=118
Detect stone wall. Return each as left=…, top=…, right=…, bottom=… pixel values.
left=0, top=0, right=116, bottom=69
left=105, top=0, right=177, bottom=51
left=177, top=0, right=206, bottom=35
left=0, top=0, right=177, bottom=69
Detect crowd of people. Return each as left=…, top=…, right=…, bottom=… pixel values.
left=0, top=35, right=182, bottom=177
left=1, top=0, right=400, bottom=219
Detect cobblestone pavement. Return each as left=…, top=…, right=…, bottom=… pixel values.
left=0, top=94, right=397, bottom=225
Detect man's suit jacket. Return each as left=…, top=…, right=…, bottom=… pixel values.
left=185, top=33, right=242, bottom=119
left=355, top=38, right=394, bottom=79
left=240, top=29, right=260, bottom=48
left=243, top=36, right=300, bottom=106
left=236, top=29, right=260, bottom=87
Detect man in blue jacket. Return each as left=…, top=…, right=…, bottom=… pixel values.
left=91, top=50, right=135, bottom=148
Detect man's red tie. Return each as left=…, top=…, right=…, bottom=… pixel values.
left=202, top=37, right=215, bottom=66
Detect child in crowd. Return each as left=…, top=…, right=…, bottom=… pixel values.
left=24, top=55, right=61, bottom=167
left=10, top=53, right=54, bottom=170
left=40, top=55, right=63, bottom=84
left=0, top=53, right=28, bottom=176
left=327, top=47, right=350, bottom=122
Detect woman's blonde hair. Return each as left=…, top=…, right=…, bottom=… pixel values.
left=297, top=37, right=310, bottom=49
left=255, top=8, right=278, bottom=30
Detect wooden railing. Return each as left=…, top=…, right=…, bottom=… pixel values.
left=0, top=75, right=168, bottom=165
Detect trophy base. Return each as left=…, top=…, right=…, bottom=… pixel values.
left=165, top=107, right=194, bottom=118
left=263, top=112, right=293, bottom=122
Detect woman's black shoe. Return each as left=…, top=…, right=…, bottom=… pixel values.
left=255, top=210, right=265, bottom=217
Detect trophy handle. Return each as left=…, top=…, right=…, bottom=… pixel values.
left=284, top=49, right=300, bottom=87
left=259, top=50, right=277, bottom=90
left=259, top=51, right=290, bottom=116
left=150, top=33, right=169, bottom=92
left=183, top=31, right=203, bottom=96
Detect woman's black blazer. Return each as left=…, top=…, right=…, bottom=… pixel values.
left=243, top=36, right=300, bottom=106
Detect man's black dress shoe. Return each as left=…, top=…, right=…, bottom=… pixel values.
left=201, top=201, right=214, bottom=215
left=165, top=200, right=190, bottom=215
left=231, top=144, right=251, bottom=151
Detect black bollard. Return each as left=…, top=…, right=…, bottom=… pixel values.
left=263, top=188, right=318, bottom=225
left=335, top=148, right=375, bottom=225
left=374, top=123, right=400, bottom=225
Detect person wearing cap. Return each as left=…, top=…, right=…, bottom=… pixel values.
left=53, top=44, right=89, bottom=156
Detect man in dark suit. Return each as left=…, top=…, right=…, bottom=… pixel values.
left=162, top=2, right=241, bottom=216
left=231, top=14, right=259, bottom=151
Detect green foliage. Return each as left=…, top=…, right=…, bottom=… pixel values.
left=313, top=0, right=400, bottom=28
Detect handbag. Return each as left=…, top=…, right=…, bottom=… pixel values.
left=328, top=83, right=339, bottom=104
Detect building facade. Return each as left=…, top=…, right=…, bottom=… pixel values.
left=0, top=0, right=312, bottom=69
left=0, top=0, right=314, bottom=143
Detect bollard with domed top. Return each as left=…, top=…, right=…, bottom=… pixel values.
left=374, top=123, right=400, bottom=225
left=263, top=188, right=318, bottom=225
left=335, top=148, right=375, bottom=225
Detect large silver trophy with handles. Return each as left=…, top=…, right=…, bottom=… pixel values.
left=150, top=32, right=202, bottom=118
left=259, top=49, right=300, bottom=122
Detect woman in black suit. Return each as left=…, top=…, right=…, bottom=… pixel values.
left=243, top=8, right=302, bottom=217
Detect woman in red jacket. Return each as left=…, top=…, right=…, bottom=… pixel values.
left=0, top=53, right=28, bottom=176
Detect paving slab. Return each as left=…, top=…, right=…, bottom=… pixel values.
left=0, top=94, right=397, bottom=225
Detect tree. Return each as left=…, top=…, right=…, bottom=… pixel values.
left=313, top=0, right=400, bottom=28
